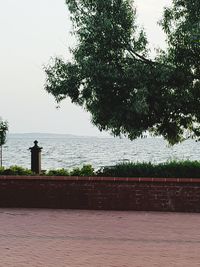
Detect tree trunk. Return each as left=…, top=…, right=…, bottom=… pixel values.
left=0, top=145, right=2, bottom=167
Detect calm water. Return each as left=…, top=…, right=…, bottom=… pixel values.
left=2, top=136, right=200, bottom=170
left=0, top=209, right=200, bottom=266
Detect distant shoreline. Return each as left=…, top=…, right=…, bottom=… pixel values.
left=7, top=132, right=154, bottom=139
left=7, top=133, right=113, bottom=139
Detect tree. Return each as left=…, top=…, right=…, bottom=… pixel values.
left=158, top=0, right=200, bottom=143
left=0, top=119, right=8, bottom=167
left=45, top=0, right=200, bottom=145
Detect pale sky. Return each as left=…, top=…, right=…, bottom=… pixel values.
left=0, top=0, right=171, bottom=136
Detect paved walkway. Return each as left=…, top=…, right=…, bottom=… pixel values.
left=0, top=209, right=200, bottom=266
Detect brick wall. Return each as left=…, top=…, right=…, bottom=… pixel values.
left=0, top=176, right=200, bottom=212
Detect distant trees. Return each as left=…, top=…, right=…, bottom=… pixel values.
left=0, top=119, right=8, bottom=167
left=45, top=0, right=200, bottom=145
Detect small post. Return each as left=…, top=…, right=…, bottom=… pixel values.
left=29, top=140, right=43, bottom=174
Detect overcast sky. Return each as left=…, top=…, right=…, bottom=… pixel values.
left=0, top=0, right=171, bottom=136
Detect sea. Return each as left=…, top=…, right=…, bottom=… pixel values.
left=2, top=133, right=200, bottom=170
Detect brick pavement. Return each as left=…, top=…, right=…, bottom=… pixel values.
left=0, top=209, right=200, bottom=266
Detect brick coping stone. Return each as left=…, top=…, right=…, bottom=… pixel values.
left=0, top=176, right=200, bottom=183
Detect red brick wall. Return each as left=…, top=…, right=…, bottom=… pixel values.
left=0, top=176, right=200, bottom=212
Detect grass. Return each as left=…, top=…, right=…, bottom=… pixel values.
left=97, top=160, right=200, bottom=178
left=0, top=161, right=200, bottom=178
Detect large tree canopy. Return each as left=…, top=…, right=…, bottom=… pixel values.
left=159, top=0, right=200, bottom=142
left=45, top=0, right=200, bottom=144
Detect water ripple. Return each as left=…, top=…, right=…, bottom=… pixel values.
left=2, top=137, right=200, bottom=170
